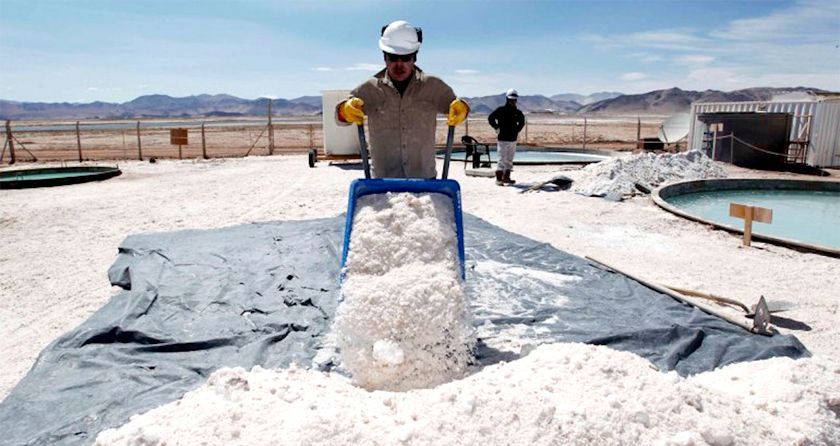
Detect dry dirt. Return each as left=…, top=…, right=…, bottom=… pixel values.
left=2, top=116, right=664, bottom=162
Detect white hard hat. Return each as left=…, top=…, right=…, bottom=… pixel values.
left=506, top=89, right=519, bottom=99
left=379, top=20, right=422, bottom=55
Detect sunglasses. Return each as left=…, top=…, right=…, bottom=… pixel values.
left=384, top=52, right=416, bottom=62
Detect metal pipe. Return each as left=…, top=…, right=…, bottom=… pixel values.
left=442, top=125, right=455, bottom=179
left=356, top=124, right=371, bottom=179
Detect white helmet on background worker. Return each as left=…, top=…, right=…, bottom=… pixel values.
left=506, top=89, right=519, bottom=100
left=379, top=20, right=423, bottom=55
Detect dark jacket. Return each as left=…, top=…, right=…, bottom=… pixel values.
left=488, top=104, right=525, bottom=142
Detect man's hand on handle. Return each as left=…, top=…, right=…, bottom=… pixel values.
left=447, top=98, right=470, bottom=127
left=338, top=97, right=366, bottom=126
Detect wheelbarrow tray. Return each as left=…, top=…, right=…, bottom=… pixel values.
left=340, top=178, right=466, bottom=280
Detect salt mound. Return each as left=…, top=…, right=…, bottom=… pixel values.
left=333, top=192, right=475, bottom=391
left=571, top=150, right=726, bottom=198
left=94, top=343, right=840, bottom=446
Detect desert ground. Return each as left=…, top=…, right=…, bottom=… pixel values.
left=1, top=119, right=839, bottom=444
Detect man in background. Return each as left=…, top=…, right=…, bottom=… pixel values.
left=336, top=20, right=469, bottom=178
left=488, top=89, right=525, bottom=186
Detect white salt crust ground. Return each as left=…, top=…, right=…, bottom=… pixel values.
left=95, top=343, right=840, bottom=446
left=2, top=154, right=839, bottom=444
left=334, top=192, right=474, bottom=391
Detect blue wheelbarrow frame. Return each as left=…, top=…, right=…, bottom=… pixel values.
left=340, top=124, right=465, bottom=281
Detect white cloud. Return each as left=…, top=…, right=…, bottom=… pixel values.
left=686, top=68, right=742, bottom=84
left=620, top=72, right=648, bottom=81
left=630, top=30, right=708, bottom=48
left=578, top=1, right=839, bottom=93
left=312, top=67, right=334, bottom=72
left=87, top=87, right=100, bottom=91
left=640, top=55, right=664, bottom=63
left=454, top=69, right=479, bottom=74
left=345, top=63, right=381, bottom=71
left=582, top=29, right=710, bottom=52
left=711, top=0, right=839, bottom=43
left=626, top=52, right=664, bottom=63
left=674, top=55, right=715, bottom=66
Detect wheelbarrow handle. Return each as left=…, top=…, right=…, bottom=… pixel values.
left=441, top=125, right=455, bottom=180
left=356, top=124, right=371, bottom=179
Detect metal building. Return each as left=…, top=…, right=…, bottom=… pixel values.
left=688, top=96, right=840, bottom=167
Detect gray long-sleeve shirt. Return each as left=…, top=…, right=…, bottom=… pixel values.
left=349, top=67, right=456, bottom=178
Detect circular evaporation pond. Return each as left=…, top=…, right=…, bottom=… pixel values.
left=655, top=179, right=840, bottom=255
left=438, top=148, right=610, bottom=165
left=0, top=166, right=122, bottom=189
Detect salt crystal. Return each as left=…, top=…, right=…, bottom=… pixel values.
left=333, top=192, right=475, bottom=391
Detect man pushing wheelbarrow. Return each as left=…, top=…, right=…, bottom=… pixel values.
left=331, top=21, right=474, bottom=391
left=335, top=20, right=470, bottom=179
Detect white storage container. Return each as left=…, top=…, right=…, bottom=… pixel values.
left=321, top=90, right=361, bottom=156
left=688, top=97, right=840, bottom=167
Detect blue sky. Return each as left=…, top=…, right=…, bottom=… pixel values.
left=1, top=0, right=838, bottom=103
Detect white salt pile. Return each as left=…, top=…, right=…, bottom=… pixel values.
left=571, top=150, right=726, bottom=198
left=94, top=343, right=840, bottom=446
left=333, top=192, right=475, bottom=391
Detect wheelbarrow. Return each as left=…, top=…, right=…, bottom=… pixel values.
left=340, top=124, right=465, bottom=280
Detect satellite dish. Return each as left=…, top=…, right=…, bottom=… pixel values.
left=657, top=113, right=691, bottom=143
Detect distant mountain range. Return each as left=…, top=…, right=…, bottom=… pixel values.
left=0, top=87, right=832, bottom=120
left=576, top=87, right=834, bottom=114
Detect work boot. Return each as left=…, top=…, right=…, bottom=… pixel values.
left=495, top=170, right=504, bottom=186
left=503, top=170, right=516, bottom=185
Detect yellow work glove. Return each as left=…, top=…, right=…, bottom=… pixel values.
left=338, top=97, right=365, bottom=125
left=447, top=98, right=470, bottom=127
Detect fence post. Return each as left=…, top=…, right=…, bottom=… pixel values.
left=136, top=121, right=143, bottom=160
left=201, top=122, right=207, bottom=159
left=267, top=99, right=274, bottom=155
left=76, top=121, right=83, bottom=162
left=711, top=126, right=718, bottom=160
left=636, top=117, right=641, bottom=149
left=583, top=117, right=587, bottom=150
left=5, top=120, right=16, bottom=164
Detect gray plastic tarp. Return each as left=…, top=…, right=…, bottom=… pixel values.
left=0, top=214, right=808, bottom=446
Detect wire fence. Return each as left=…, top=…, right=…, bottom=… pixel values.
left=1, top=116, right=663, bottom=164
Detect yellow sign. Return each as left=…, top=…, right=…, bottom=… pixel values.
left=170, top=128, right=188, bottom=145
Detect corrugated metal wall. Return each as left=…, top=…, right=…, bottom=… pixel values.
left=810, top=101, right=840, bottom=167
left=688, top=99, right=840, bottom=167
